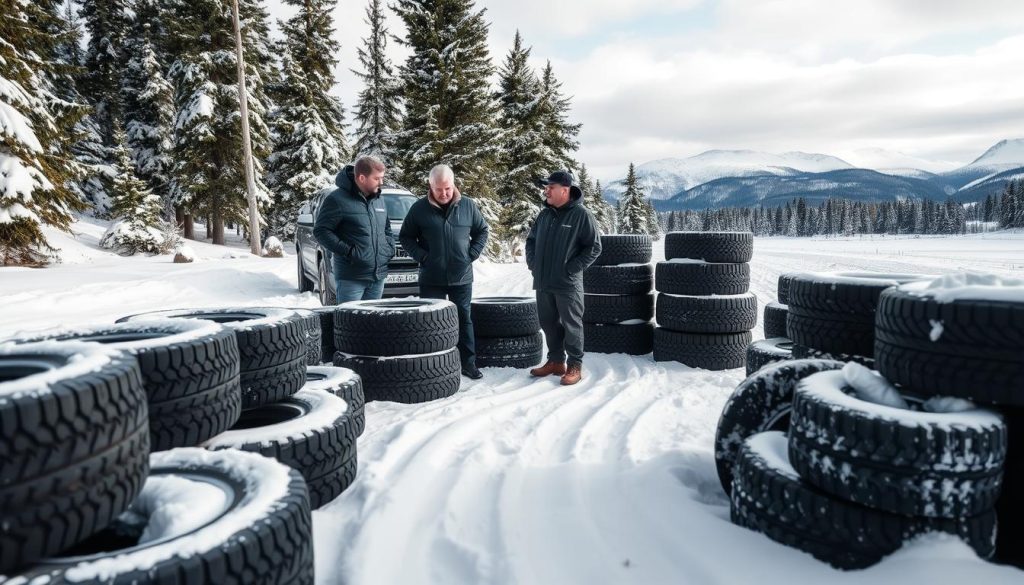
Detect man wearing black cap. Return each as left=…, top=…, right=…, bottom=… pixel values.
left=525, top=170, right=603, bottom=385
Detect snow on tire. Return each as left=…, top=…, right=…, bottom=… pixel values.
left=762, top=301, right=788, bottom=339
left=6, top=448, right=314, bottom=584
left=304, top=306, right=338, bottom=364
left=654, top=261, right=750, bottom=296
left=592, top=234, right=652, bottom=265
left=476, top=332, right=544, bottom=369
left=119, top=308, right=308, bottom=409
left=789, top=369, right=1007, bottom=518
left=715, top=358, right=844, bottom=494
left=744, top=337, right=795, bottom=376
left=305, top=366, right=365, bottom=437
left=664, top=231, right=753, bottom=263
left=583, top=293, right=654, bottom=324
left=7, top=319, right=241, bottom=452
left=470, top=297, right=540, bottom=337
left=653, top=329, right=750, bottom=370
left=290, top=308, right=324, bottom=366
left=334, top=347, right=461, bottom=404
left=583, top=264, right=653, bottom=295
left=205, top=387, right=357, bottom=509
left=0, top=342, right=150, bottom=574
left=874, top=276, right=1024, bottom=406
left=584, top=322, right=654, bottom=355
left=655, top=292, right=756, bottom=333
left=731, top=431, right=997, bottom=570
left=791, top=343, right=874, bottom=367
left=333, top=298, right=458, bottom=356
left=776, top=272, right=800, bottom=305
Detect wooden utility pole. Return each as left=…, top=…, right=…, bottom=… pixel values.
left=231, top=0, right=262, bottom=256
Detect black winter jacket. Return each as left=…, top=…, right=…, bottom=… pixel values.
left=399, top=192, right=489, bottom=286
left=525, top=190, right=602, bottom=293
left=313, top=165, right=395, bottom=281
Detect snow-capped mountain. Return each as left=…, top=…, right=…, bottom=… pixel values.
left=944, top=139, right=1024, bottom=191
left=840, top=147, right=959, bottom=175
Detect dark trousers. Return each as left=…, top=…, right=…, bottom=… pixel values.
left=536, top=290, right=585, bottom=366
left=420, top=283, right=476, bottom=368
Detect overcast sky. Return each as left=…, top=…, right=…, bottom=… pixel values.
left=266, top=0, right=1024, bottom=181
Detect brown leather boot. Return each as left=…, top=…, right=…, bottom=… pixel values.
left=530, top=360, right=566, bottom=377
left=560, top=363, right=582, bottom=386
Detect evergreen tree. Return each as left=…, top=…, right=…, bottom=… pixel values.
left=80, top=0, right=131, bottom=145
left=394, top=0, right=502, bottom=197
left=536, top=61, right=580, bottom=171
left=579, top=165, right=614, bottom=233
left=352, top=0, right=401, bottom=167
left=99, top=124, right=167, bottom=254
left=494, top=31, right=545, bottom=216
left=617, top=163, right=650, bottom=235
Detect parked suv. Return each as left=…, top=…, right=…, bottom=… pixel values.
left=295, top=186, right=419, bottom=305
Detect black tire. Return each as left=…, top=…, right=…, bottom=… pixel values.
left=665, top=231, right=753, bottom=263
left=995, top=406, right=1024, bottom=566
left=762, top=302, right=788, bottom=339
left=593, top=234, right=652, bottom=265
left=731, top=431, right=997, bottom=570
left=334, top=347, right=461, bottom=404
left=471, top=297, right=540, bottom=337
left=297, top=252, right=314, bottom=293
left=653, top=328, right=750, bottom=370
left=715, top=358, right=845, bottom=494
left=655, top=292, right=756, bottom=333
left=206, top=387, right=357, bottom=509
left=654, top=261, right=750, bottom=295
left=306, top=365, right=365, bottom=437
left=583, top=322, right=655, bottom=355
left=119, top=308, right=308, bottom=409
left=10, top=448, right=314, bottom=584
left=305, top=306, right=337, bottom=364
left=789, top=369, right=1007, bottom=518
left=333, top=298, right=458, bottom=356
left=318, top=257, right=336, bottom=306
left=476, top=332, right=544, bottom=368
left=744, top=337, right=795, bottom=376
left=791, top=343, right=874, bottom=367
left=786, top=272, right=934, bottom=358
left=7, top=319, right=241, bottom=452
left=291, top=308, right=323, bottom=366
left=584, top=293, right=654, bottom=324
left=875, top=285, right=1024, bottom=406
left=777, top=273, right=799, bottom=305
left=584, top=264, right=653, bottom=295
left=0, top=342, right=150, bottom=574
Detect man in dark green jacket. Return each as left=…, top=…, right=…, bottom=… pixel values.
left=313, top=156, right=396, bottom=302
left=399, top=164, right=489, bottom=379
left=525, top=170, right=602, bottom=385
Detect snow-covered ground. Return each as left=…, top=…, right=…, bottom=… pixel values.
left=2, top=217, right=1023, bottom=584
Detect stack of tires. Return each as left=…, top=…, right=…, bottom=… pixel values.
left=582, top=234, right=655, bottom=355
left=653, top=232, right=755, bottom=370
left=715, top=358, right=1006, bottom=570
left=471, top=297, right=543, bottom=369
left=745, top=273, right=799, bottom=375
left=332, top=298, right=461, bottom=403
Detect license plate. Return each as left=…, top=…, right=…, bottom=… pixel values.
left=386, top=272, right=418, bottom=284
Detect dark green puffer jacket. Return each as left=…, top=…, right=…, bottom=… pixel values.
left=525, top=189, right=602, bottom=293
left=398, top=192, right=489, bottom=286
left=313, top=165, right=395, bottom=281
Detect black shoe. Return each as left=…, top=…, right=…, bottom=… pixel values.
left=462, top=366, right=483, bottom=380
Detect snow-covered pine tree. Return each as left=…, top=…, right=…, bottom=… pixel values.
left=394, top=0, right=502, bottom=197
left=165, top=0, right=275, bottom=244
left=99, top=124, right=168, bottom=254
left=266, top=0, right=349, bottom=239
left=579, top=165, right=614, bottom=233
left=617, top=163, right=650, bottom=235
left=352, top=0, right=402, bottom=167
left=1, top=0, right=88, bottom=265
left=80, top=0, right=132, bottom=145
left=537, top=61, right=580, bottom=171
left=644, top=198, right=661, bottom=240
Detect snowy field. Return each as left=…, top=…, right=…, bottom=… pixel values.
left=1, top=218, right=1023, bottom=584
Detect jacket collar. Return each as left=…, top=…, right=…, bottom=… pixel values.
left=428, top=186, right=462, bottom=209
left=335, top=165, right=380, bottom=201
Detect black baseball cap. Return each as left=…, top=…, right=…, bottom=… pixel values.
left=537, top=170, right=577, bottom=188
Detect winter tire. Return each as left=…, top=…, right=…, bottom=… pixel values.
left=7, top=448, right=314, bottom=584
left=655, top=261, right=750, bottom=295
left=334, top=347, right=461, bottom=404
left=471, top=297, right=540, bottom=337
left=665, top=231, right=753, bottom=263
left=0, top=342, right=150, bottom=574
left=731, top=431, right=997, bottom=570
left=593, top=234, right=652, bottom=265
left=762, top=301, right=788, bottom=339
left=715, top=358, right=844, bottom=494
left=744, top=337, right=795, bottom=376
left=777, top=272, right=799, bottom=305
left=119, top=308, right=308, bottom=409
left=306, top=366, right=365, bottom=437
left=792, top=343, right=874, bottom=367
left=476, top=332, right=544, bottom=368
left=995, top=406, right=1024, bottom=566
left=333, top=298, right=458, bottom=356
left=290, top=308, right=323, bottom=366
left=655, top=292, right=756, bottom=333
left=584, top=264, right=653, bottom=295
left=305, top=306, right=338, bottom=364
left=583, top=322, right=654, bottom=355
left=653, top=328, right=751, bottom=370
left=8, top=319, right=241, bottom=452
left=584, top=293, right=654, bottom=324
left=206, top=387, right=357, bottom=509
left=318, top=258, right=336, bottom=306
left=875, top=282, right=1024, bottom=406
left=789, top=369, right=1006, bottom=518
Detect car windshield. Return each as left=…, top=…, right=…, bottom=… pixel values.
left=383, top=193, right=417, bottom=220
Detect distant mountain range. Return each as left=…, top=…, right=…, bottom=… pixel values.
left=603, top=139, right=1024, bottom=211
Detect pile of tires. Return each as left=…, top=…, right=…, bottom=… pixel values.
left=332, top=298, right=461, bottom=403
left=471, top=297, right=543, bottom=369
left=745, top=273, right=799, bottom=375
left=582, top=234, right=655, bottom=355
left=653, top=231, right=754, bottom=370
